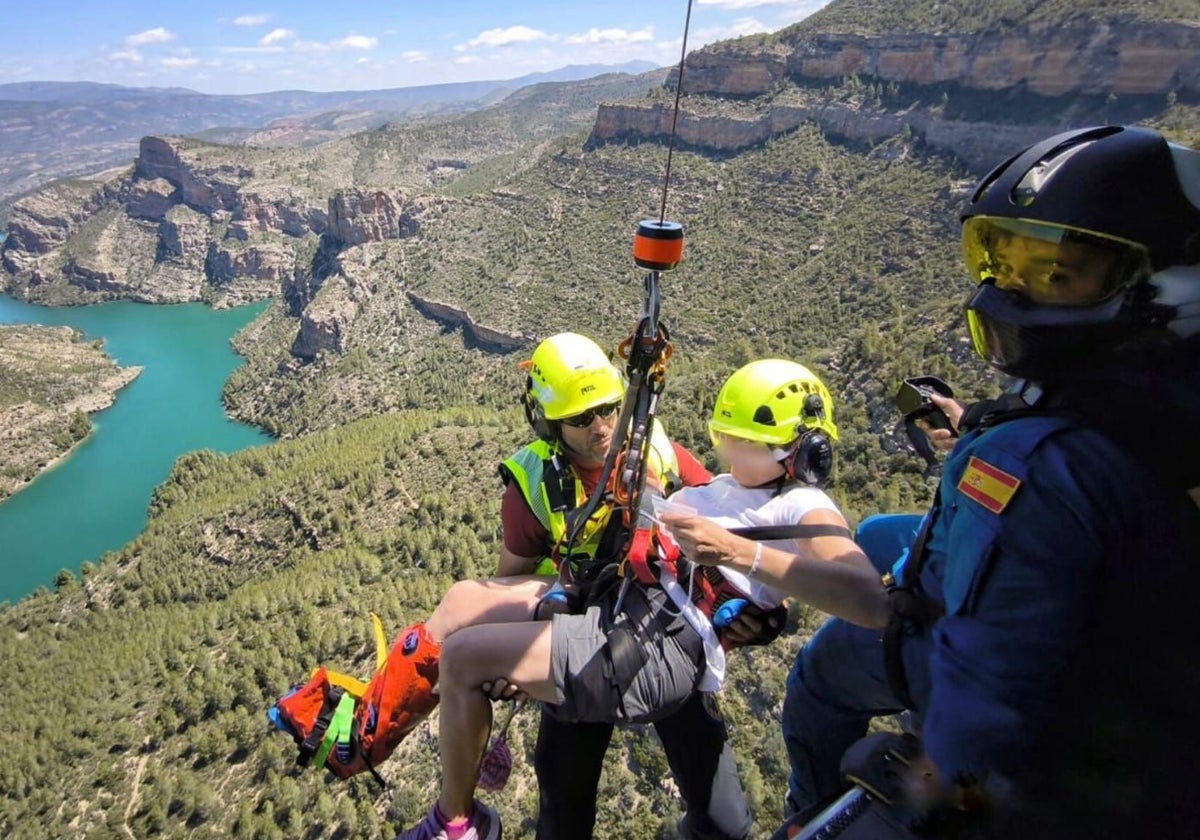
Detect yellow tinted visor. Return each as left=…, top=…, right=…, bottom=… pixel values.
left=962, top=217, right=1149, bottom=307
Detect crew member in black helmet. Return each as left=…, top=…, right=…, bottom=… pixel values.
left=779, top=125, right=1200, bottom=836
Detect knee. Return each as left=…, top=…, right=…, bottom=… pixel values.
left=439, top=579, right=481, bottom=618
left=430, top=580, right=484, bottom=641
left=438, top=630, right=486, bottom=689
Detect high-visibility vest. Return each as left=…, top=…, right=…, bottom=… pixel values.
left=499, top=420, right=680, bottom=574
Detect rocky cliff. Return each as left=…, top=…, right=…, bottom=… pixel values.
left=0, top=136, right=334, bottom=308
left=405, top=292, right=531, bottom=353
left=688, top=21, right=1200, bottom=99
left=590, top=18, right=1200, bottom=169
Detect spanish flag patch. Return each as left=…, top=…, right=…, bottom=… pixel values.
left=958, top=456, right=1021, bottom=514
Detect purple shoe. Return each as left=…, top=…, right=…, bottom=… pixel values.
left=395, top=800, right=501, bottom=840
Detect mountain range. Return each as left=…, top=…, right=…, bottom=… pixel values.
left=0, top=61, right=658, bottom=213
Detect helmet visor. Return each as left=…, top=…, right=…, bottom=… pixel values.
left=962, top=217, right=1150, bottom=307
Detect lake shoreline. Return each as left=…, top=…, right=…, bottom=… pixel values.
left=0, top=324, right=143, bottom=503
left=0, top=296, right=273, bottom=603
left=2, top=365, right=143, bottom=504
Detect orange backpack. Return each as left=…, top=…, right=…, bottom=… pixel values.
left=271, top=615, right=441, bottom=785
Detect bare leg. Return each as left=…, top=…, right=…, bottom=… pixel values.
left=425, top=575, right=553, bottom=643
left=436, top=621, right=557, bottom=819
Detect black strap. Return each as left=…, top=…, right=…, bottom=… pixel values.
left=543, top=456, right=576, bottom=514
left=881, top=509, right=942, bottom=709
left=902, top=416, right=943, bottom=470
left=296, top=686, right=344, bottom=766
left=358, top=746, right=389, bottom=789
left=729, top=524, right=852, bottom=541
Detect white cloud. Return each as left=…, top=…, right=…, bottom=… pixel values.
left=108, top=49, right=142, bottom=63
left=402, top=50, right=430, bottom=62
left=162, top=56, right=199, bottom=68
left=260, top=28, right=294, bottom=45
left=462, top=25, right=549, bottom=49
left=291, top=34, right=377, bottom=53
left=217, top=45, right=286, bottom=54
left=126, top=27, right=175, bottom=46
left=234, top=14, right=270, bottom=25
left=454, top=55, right=482, bottom=64
left=332, top=34, right=378, bottom=49
left=565, top=26, right=654, bottom=46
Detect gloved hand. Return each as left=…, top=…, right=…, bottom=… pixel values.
left=722, top=600, right=788, bottom=647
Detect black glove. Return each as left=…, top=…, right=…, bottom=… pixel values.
left=725, top=600, right=788, bottom=647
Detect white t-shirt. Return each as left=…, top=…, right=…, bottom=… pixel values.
left=657, top=475, right=842, bottom=691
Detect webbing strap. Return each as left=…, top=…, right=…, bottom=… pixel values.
left=882, top=510, right=941, bottom=709
left=297, top=686, right=345, bottom=766
left=313, top=692, right=355, bottom=769
left=626, top=527, right=658, bottom=585
left=729, top=524, right=852, bottom=541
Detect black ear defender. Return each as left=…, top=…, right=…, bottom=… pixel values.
left=783, top=392, right=833, bottom=485
left=522, top=375, right=558, bottom=442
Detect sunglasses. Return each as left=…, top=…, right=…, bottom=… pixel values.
left=560, top=401, right=622, bottom=428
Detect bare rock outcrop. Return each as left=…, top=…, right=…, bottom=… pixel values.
left=406, top=292, right=531, bottom=353
left=124, top=177, right=178, bottom=221
left=292, top=274, right=368, bottom=359
left=1, top=179, right=111, bottom=275
left=684, top=21, right=1200, bottom=99
left=328, top=189, right=421, bottom=246
left=592, top=18, right=1200, bottom=170
left=134, top=136, right=246, bottom=214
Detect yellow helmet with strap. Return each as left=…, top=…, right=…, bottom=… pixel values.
left=709, top=359, right=839, bottom=486
left=522, top=334, right=625, bottom=439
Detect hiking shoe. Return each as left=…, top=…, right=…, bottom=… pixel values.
left=395, top=800, right=501, bottom=840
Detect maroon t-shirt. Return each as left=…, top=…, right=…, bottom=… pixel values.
left=501, top=442, right=712, bottom=558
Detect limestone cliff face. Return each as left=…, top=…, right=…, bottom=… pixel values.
left=686, top=21, right=1200, bottom=99
left=1, top=179, right=113, bottom=276
left=1, top=136, right=334, bottom=307
left=405, top=292, right=531, bottom=353
left=591, top=100, right=1050, bottom=171
left=134, top=136, right=246, bottom=214
left=292, top=274, right=369, bottom=359
left=591, top=18, right=1200, bottom=170
left=327, top=189, right=421, bottom=246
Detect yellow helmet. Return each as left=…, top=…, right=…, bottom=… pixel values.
left=524, top=333, right=625, bottom=421
left=709, top=359, right=839, bottom=447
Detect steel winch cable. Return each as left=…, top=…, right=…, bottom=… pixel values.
left=560, top=0, right=694, bottom=577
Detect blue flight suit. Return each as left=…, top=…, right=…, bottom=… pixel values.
left=782, top=411, right=1170, bottom=811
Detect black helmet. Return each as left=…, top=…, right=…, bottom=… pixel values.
left=960, top=125, right=1200, bottom=382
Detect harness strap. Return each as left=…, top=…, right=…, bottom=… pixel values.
left=626, top=526, right=658, bottom=585
left=297, top=685, right=345, bottom=766
left=881, top=510, right=941, bottom=709
left=729, top=524, right=852, bottom=541
left=313, top=692, right=355, bottom=770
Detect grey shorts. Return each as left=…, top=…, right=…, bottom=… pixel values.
left=550, top=581, right=705, bottom=724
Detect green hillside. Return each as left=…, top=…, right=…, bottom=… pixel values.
left=0, top=408, right=823, bottom=838
left=225, top=122, right=998, bottom=523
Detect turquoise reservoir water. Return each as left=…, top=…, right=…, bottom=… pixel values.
left=0, top=295, right=272, bottom=604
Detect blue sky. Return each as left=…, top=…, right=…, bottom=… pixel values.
left=0, top=0, right=831, bottom=95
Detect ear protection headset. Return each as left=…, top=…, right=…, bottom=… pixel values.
left=522, top=376, right=559, bottom=442
left=781, top=392, right=834, bottom=485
